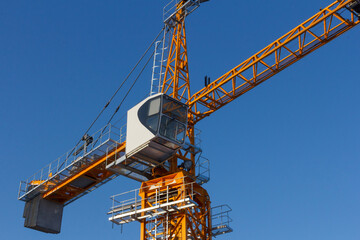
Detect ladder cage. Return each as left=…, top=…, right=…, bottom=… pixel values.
left=150, top=39, right=168, bottom=96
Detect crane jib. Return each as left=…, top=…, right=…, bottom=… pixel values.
left=188, top=0, right=360, bottom=124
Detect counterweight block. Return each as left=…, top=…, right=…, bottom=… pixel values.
left=23, top=195, right=64, bottom=234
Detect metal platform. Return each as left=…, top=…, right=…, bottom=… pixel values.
left=110, top=197, right=197, bottom=224
left=108, top=179, right=198, bottom=225
left=106, top=154, right=155, bottom=182
left=163, top=0, right=204, bottom=27
left=106, top=139, right=177, bottom=182
left=211, top=205, right=233, bottom=237
left=106, top=127, right=209, bottom=184
left=195, top=156, right=210, bottom=185
left=18, top=124, right=126, bottom=203
left=108, top=180, right=233, bottom=238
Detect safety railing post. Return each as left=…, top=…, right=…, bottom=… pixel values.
left=56, top=158, right=60, bottom=173
left=120, top=126, right=123, bottom=142
left=167, top=186, right=169, bottom=205
left=134, top=189, right=137, bottom=216
left=66, top=157, right=69, bottom=172
left=112, top=196, right=114, bottom=220
left=119, top=126, right=122, bottom=142
left=193, top=182, right=195, bottom=199
left=18, top=181, right=22, bottom=199
left=48, top=163, right=51, bottom=179
left=156, top=188, right=158, bottom=206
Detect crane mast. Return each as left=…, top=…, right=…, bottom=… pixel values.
left=18, top=0, right=360, bottom=238
left=162, top=0, right=194, bottom=174
left=162, top=1, right=191, bottom=103
left=135, top=0, right=360, bottom=239
left=136, top=1, right=212, bottom=239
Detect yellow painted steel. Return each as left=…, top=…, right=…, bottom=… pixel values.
left=38, top=0, right=360, bottom=208
left=139, top=172, right=212, bottom=240
left=29, top=0, right=359, bottom=237
left=162, top=1, right=191, bottom=103
left=153, top=1, right=360, bottom=239
left=161, top=0, right=197, bottom=177
left=188, top=0, right=360, bottom=124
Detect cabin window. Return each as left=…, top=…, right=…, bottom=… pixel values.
left=162, top=96, right=187, bottom=123
left=159, top=115, right=186, bottom=144
left=138, top=96, right=161, bottom=133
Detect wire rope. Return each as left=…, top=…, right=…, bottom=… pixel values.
left=57, top=27, right=165, bottom=170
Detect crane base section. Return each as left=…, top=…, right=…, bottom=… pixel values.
left=23, top=195, right=63, bottom=234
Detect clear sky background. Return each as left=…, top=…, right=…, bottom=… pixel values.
left=1, top=0, right=360, bottom=239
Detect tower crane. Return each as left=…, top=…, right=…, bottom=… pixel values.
left=18, top=0, right=360, bottom=239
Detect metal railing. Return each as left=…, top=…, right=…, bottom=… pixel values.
left=195, top=156, right=210, bottom=185
left=211, top=204, right=233, bottom=237
left=150, top=40, right=167, bottom=96
left=163, top=0, right=202, bottom=26
left=18, top=123, right=127, bottom=201
left=108, top=177, right=197, bottom=224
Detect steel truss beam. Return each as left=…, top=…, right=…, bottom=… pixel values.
left=162, top=1, right=191, bottom=103
left=188, top=0, right=360, bottom=124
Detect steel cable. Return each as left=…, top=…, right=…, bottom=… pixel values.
left=57, top=27, right=165, bottom=170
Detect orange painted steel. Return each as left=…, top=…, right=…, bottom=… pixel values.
left=188, top=0, right=360, bottom=124
left=42, top=142, right=126, bottom=204
left=39, top=0, right=360, bottom=206
left=139, top=172, right=212, bottom=240
left=153, top=1, right=360, bottom=239
left=26, top=0, right=359, bottom=236
left=162, top=1, right=191, bottom=103
left=161, top=0, right=197, bottom=176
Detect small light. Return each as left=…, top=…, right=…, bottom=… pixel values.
left=183, top=160, right=193, bottom=170
left=178, top=160, right=193, bottom=171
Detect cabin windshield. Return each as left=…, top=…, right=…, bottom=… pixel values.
left=159, top=115, right=186, bottom=144
left=138, top=94, right=187, bottom=144
left=138, top=96, right=161, bottom=134
left=160, top=96, right=187, bottom=144
left=162, top=96, right=187, bottom=123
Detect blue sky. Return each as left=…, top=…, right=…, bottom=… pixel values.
left=1, top=0, right=360, bottom=239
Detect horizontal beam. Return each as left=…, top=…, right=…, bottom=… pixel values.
left=42, top=142, right=126, bottom=201
left=188, top=0, right=360, bottom=124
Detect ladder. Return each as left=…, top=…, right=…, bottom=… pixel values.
left=150, top=40, right=167, bottom=96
